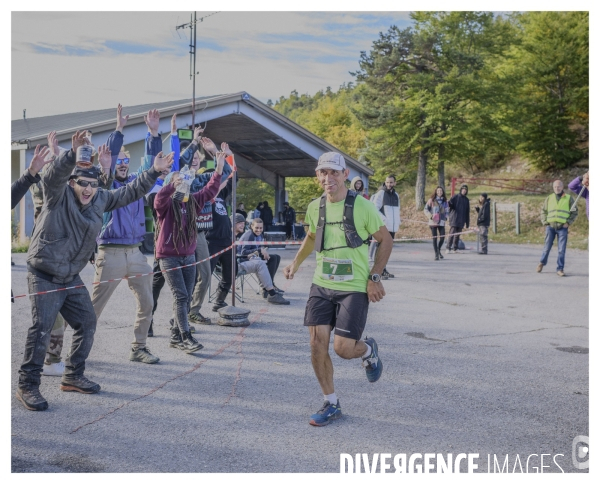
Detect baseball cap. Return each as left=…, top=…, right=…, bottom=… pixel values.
left=69, top=166, right=101, bottom=180
left=315, top=152, right=346, bottom=171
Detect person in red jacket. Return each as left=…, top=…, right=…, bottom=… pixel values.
left=154, top=147, right=226, bottom=354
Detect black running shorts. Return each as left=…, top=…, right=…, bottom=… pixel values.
left=303, top=284, right=369, bottom=340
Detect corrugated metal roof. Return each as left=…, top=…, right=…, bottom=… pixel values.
left=11, top=95, right=222, bottom=143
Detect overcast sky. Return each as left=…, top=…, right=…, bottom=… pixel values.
left=11, top=11, right=414, bottom=120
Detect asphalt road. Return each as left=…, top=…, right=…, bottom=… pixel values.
left=11, top=241, right=589, bottom=473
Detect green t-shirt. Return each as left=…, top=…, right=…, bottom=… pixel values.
left=306, top=193, right=384, bottom=293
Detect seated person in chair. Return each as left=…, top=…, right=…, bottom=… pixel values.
left=233, top=214, right=289, bottom=305
left=237, top=218, right=283, bottom=292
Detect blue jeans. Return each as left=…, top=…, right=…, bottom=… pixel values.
left=159, top=256, right=196, bottom=333
left=19, top=273, right=97, bottom=388
left=540, top=225, right=568, bottom=271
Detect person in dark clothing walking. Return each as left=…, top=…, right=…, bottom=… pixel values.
left=475, top=193, right=491, bottom=254
left=282, top=201, right=296, bottom=239
left=446, top=184, right=470, bottom=253
left=260, top=201, right=274, bottom=232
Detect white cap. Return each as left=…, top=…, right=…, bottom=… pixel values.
left=315, top=152, right=346, bottom=171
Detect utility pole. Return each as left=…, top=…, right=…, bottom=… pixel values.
left=176, top=11, right=219, bottom=128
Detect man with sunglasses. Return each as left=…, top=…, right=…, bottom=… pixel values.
left=91, top=107, right=164, bottom=365
left=16, top=128, right=173, bottom=412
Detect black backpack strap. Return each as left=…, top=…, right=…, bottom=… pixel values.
left=343, top=190, right=368, bottom=249
left=314, top=194, right=327, bottom=252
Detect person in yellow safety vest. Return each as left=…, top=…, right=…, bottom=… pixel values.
left=537, top=180, right=578, bottom=277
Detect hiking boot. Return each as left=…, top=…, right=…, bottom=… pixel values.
left=169, top=326, right=183, bottom=348
left=536, top=263, right=544, bottom=273
left=362, top=337, right=383, bottom=383
left=557, top=270, right=565, bottom=277
left=212, top=288, right=229, bottom=312
left=60, top=375, right=101, bottom=394
left=42, top=361, right=64, bottom=377
left=147, top=320, right=154, bottom=337
left=130, top=347, right=160, bottom=364
left=267, top=293, right=290, bottom=305
left=179, top=331, right=203, bottom=354
left=309, top=400, right=342, bottom=427
left=188, top=312, right=212, bottom=325
left=16, top=385, right=48, bottom=411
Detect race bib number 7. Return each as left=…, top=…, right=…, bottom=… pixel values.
left=321, top=257, right=354, bottom=282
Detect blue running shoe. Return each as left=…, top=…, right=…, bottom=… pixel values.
left=363, top=337, right=383, bottom=383
left=309, top=400, right=342, bottom=427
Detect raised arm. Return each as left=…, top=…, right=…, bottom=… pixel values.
left=170, top=113, right=181, bottom=172
left=104, top=151, right=172, bottom=212
left=179, top=126, right=204, bottom=168
left=42, top=131, right=87, bottom=207
left=140, top=109, right=163, bottom=174
left=11, top=145, right=51, bottom=208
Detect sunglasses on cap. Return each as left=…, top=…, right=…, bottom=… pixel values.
left=116, top=157, right=130, bottom=165
left=75, top=179, right=99, bottom=188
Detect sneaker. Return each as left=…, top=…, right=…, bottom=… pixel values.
left=60, top=375, right=101, bottom=394
left=147, top=320, right=154, bottom=337
left=309, top=400, right=342, bottom=427
left=267, top=293, right=290, bottom=305
left=169, top=327, right=182, bottom=348
left=362, top=337, right=383, bottom=383
left=16, top=385, right=48, bottom=411
left=188, top=312, right=211, bottom=325
left=435, top=254, right=439, bottom=261
left=381, top=273, right=389, bottom=280
left=537, top=263, right=544, bottom=273
left=382, top=269, right=394, bottom=279
left=130, top=347, right=160, bottom=364
left=557, top=270, right=565, bottom=277
left=439, top=252, right=444, bottom=259
left=179, top=331, right=204, bottom=354
left=42, top=361, right=65, bottom=377
left=445, top=249, right=450, bottom=254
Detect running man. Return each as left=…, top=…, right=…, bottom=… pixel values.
left=283, top=152, right=393, bottom=427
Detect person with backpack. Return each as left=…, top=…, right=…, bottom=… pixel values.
left=424, top=186, right=449, bottom=260
left=370, top=175, right=399, bottom=279
left=475, top=193, right=491, bottom=255
left=446, top=184, right=470, bottom=254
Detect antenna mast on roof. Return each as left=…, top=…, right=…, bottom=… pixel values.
left=175, top=11, right=219, bottom=128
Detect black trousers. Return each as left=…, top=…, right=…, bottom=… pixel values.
left=209, top=242, right=234, bottom=295
left=264, top=254, right=281, bottom=285
left=430, top=226, right=445, bottom=253
left=447, top=226, right=462, bottom=250
left=151, top=257, right=165, bottom=315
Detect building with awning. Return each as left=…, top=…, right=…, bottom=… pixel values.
left=11, top=92, right=373, bottom=242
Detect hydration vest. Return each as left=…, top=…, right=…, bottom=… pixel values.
left=314, top=190, right=367, bottom=253
left=547, top=193, right=571, bottom=224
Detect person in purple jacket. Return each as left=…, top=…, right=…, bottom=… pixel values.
left=91, top=106, right=167, bottom=365
left=568, top=171, right=589, bottom=219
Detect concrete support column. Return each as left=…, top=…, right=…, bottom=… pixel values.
left=274, top=175, right=286, bottom=223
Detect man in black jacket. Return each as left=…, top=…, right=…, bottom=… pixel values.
left=475, top=193, right=491, bottom=254
left=446, top=184, right=470, bottom=253
left=283, top=202, right=296, bottom=239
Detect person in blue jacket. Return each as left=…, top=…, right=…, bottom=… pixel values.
left=90, top=106, right=166, bottom=365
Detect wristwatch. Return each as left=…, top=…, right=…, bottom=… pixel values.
left=369, top=273, right=381, bottom=283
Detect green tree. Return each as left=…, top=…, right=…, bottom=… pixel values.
left=504, top=12, right=588, bottom=170
left=353, top=12, right=515, bottom=208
